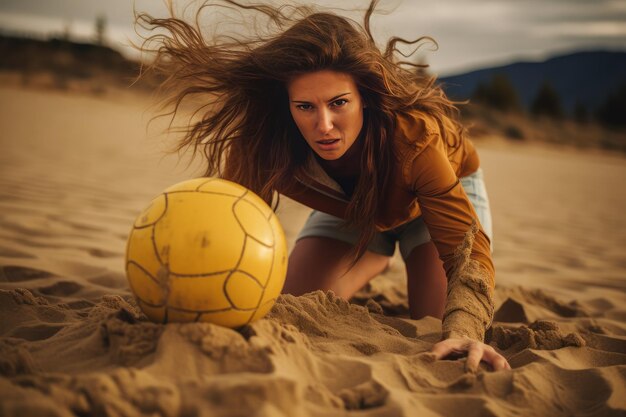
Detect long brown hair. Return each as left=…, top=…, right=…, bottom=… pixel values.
left=137, top=0, right=465, bottom=261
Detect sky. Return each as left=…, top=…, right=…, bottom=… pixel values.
left=0, top=0, right=625, bottom=76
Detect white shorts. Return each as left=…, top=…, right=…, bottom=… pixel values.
left=296, top=168, right=493, bottom=259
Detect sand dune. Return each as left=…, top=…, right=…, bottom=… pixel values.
left=0, top=86, right=625, bottom=416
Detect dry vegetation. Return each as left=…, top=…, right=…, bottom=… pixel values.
left=460, top=104, right=626, bottom=154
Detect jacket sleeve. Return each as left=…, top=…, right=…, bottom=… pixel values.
left=405, top=130, right=495, bottom=342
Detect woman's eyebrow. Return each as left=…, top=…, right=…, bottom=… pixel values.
left=291, top=92, right=351, bottom=103
left=326, top=92, right=351, bottom=102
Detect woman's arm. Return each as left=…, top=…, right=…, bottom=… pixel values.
left=407, top=132, right=494, bottom=341
left=404, top=126, right=509, bottom=371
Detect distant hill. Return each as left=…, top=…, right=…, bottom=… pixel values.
left=0, top=34, right=159, bottom=90
left=439, top=51, right=626, bottom=115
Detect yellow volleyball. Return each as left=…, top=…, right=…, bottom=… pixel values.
left=125, top=178, right=288, bottom=327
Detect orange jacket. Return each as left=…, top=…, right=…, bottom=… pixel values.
left=281, top=110, right=495, bottom=341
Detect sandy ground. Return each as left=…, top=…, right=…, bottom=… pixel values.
left=0, top=85, right=625, bottom=417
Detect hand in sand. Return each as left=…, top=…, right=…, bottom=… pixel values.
left=431, top=337, right=511, bottom=372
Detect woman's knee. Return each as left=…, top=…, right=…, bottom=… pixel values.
left=283, top=237, right=390, bottom=298
left=283, top=237, right=352, bottom=295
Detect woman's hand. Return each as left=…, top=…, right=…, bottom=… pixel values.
left=430, top=337, right=511, bottom=372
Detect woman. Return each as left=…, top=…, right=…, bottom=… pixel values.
left=138, top=0, right=510, bottom=372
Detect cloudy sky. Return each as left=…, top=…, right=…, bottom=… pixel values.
left=0, top=0, right=624, bottom=76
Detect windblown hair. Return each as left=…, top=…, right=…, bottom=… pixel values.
left=137, top=0, right=465, bottom=260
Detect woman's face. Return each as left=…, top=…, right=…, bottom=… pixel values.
left=287, top=70, right=364, bottom=161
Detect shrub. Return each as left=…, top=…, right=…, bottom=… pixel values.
left=471, top=73, right=521, bottom=112
left=531, top=81, right=563, bottom=119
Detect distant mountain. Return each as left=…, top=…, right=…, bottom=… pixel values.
left=439, top=51, right=626, bottom=115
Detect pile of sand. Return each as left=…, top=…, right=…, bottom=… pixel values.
left=0, top=86, right=625, bottom=416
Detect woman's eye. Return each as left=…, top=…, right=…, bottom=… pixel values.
left=331, top=99, right=348, bottom=107
left=296, top=104, right=312, bottom=111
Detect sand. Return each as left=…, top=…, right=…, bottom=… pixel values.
left=0, top=85, right=625, bottom=417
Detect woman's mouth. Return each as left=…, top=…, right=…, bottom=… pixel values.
left=316, top=138, right=340, bottom=150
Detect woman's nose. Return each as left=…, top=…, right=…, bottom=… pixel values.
left=316, top=108, right=333, bottom=134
